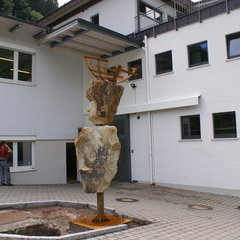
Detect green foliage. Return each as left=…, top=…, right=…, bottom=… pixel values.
left=0, top=0, right=14, bottom=16
left=0, top=0, right=59, bottom=22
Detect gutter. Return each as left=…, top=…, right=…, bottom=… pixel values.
left=143, top=35, right=155, bottom=185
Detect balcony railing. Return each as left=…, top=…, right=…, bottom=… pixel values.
left=135, top=0, right=227, bottom=32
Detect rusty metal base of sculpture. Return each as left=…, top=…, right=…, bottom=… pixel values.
left=71, top=192, right=132, bottom=229
left=71, top=215, right=132, bottom=230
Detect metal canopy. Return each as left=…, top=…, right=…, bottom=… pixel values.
left=38, top=18, right=144, bottom=57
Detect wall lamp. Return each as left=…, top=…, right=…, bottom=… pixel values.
left=130, top=83, right=136, bottom=88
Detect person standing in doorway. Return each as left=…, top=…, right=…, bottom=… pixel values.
left=0, top=142, right=13, bottom=186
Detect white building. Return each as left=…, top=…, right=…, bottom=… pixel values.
left=1, top=0, right=240, bottom=195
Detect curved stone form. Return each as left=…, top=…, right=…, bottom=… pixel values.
left=75, top=126, right=121, bottom=193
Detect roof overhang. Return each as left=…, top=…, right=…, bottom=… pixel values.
left=38, top=0, right=102, bottom=27
left=117, top=94, right=201, bottom=115
left=37, top=19, right=144, bottom=57
left=0, top=13, right=47, bottom=37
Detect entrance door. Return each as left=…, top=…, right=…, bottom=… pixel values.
left=66, top=143, right=77, bottom=182
left=112, top=114, right=131, bottom=182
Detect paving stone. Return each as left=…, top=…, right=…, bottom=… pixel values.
left=0, top=183, right=240, bottom=240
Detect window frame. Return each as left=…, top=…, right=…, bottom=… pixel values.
left=181, top=114, right=201, bottom=140
left=128, top=59, right=143, bottom=81
left=213, top=111, right=237, bottom=139
left=155, top=50, right=173, bottom=75
left=8, top=141, right=35, bottom=172
left=0, top=45, right=35, bottom=85
left=187, top=40, right=209, bottom=68
left=139, top=1, right=163, bottom=22
left=226, top=31, right=240, bottom=59
left=0, top=136, right=36, bottom=172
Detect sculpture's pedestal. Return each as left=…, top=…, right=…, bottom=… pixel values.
left=71, top=215, right=132, bottom=230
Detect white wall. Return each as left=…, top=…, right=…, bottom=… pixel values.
left=133, top=9, right=240, bottom=191
left=83, top=8, right=240, bottom=192
left=76, top=2, right=240, bottom=192
left=11, top=141, right=67, bottom=184
left=0, top=28, right=84, bottom=184
left=56, top=0, right=137, bottom=35
left=0, top=30, right=84, bottom=140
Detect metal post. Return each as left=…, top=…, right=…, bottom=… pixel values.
left=92, top=192, right=108, bottom=222
left=198, top=4, right=202, bottom=23
left=226, top=0, right=230, bottom=14
left=137, top=0, right=141, bottom=32
left=173, top=0, right=178, bottom=31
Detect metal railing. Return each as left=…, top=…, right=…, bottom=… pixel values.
left=135, top=0, right=226, bottom=32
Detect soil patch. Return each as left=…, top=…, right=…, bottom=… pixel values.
left=7, top=224, right=61, bottom=236
left=2, top=206, right=150, bottom=237
left=5, top=207, right=97, bottom=236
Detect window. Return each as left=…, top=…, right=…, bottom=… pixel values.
left=91, top=14, right=99, bottom=25
left=0, top=47, right=33, bottom=82
left=0, top=48, right=14, bottom=80
left=226, top=32, right=240, bottom=59
left=188, top=41, right=209, bottom=67
left=213, top=111, right=237, bottom=138
left=181, top=115, right=201, bottom=139
left=128, top=59, right=142, bottom=80
left=139, top=1, right=162, bottom=22
left=155, top=50, right=173, bottom=75
left=5, top=141, right=34, bottom=169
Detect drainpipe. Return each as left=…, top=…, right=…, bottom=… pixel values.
left=143, top=35, right=155, bottom=184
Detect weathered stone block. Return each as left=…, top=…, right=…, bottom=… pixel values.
left=75, top=126, right=121, bottom=193
left=86, top=81, right=124, bottom=125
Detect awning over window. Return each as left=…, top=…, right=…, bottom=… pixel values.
left=38, top=18, right=144, bottom=57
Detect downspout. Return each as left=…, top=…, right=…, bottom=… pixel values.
left=143, top=35, right=155, bottom=184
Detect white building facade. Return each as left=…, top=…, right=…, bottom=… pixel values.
left=1, top=0, right=240, bottom=195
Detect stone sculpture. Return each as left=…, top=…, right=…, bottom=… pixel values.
left=86, top=82, right=124, bottom=125
left=75, top=55, right=137, bottom=222
left=75, top=126, right=121, bottom=193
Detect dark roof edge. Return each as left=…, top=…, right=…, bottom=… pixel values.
left=37, top=0, right=77, bottom=24
left=132, top=0, right=240, bottom=41
left=38, top=0, right=102, bottom=27
left=0, top=12, right=48, bottom=29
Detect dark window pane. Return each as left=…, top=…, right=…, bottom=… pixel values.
left=18, top=52, right=32, bottom=82
left=139, top=2, right=146, bottom=14
left=0, top=48, right=14, bottom=80
left=227, top=32, right=240, bottom=58
left=128, top=59, right=142, bottom=80
left=91, top=14, right=99, bottom=25
left=155, top=50, right=173, bottom=74
left=17, top=142, right=32, bottom=166
left=188, top=41, right=208, bottom=67
left=213, top=112, right=237, bottom=138
left=181, top=115, right=201, bottom=139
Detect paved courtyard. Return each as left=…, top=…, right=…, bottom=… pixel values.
left=0, top=182, right=240, bottom=239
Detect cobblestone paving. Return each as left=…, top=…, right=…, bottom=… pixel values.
left=0, top=182, right=240, bottom=239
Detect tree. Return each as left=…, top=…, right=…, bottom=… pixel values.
left=0, top=0, right=14, bottom=16
left=0, top=0, right=59, bottom=22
